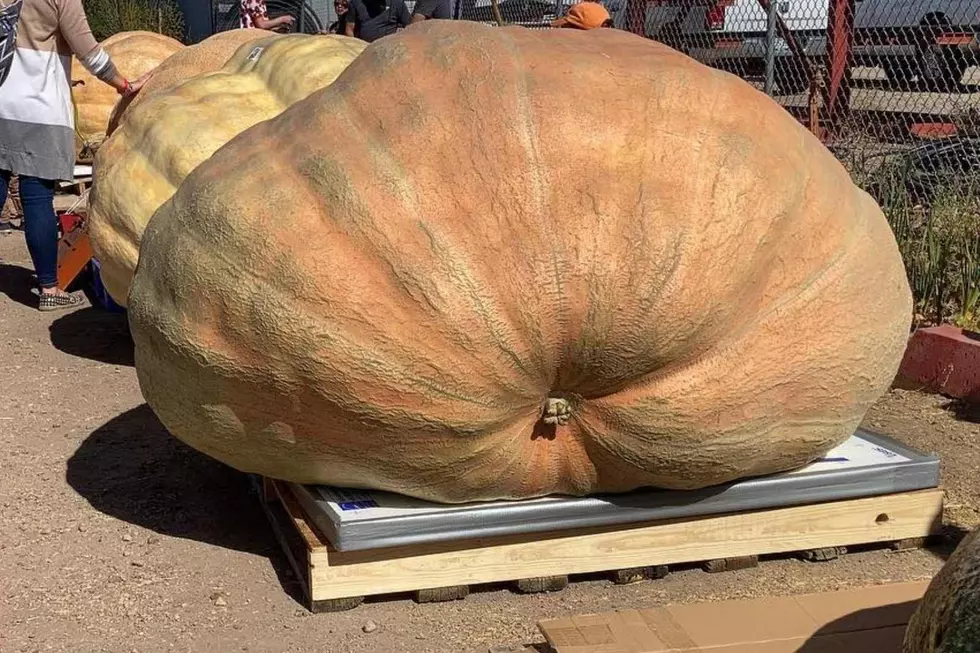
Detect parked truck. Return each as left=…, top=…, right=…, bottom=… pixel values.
left=627, top=0, right=980, bottom=92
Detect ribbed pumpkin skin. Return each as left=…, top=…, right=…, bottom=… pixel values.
left=107, top=29, right=274, bottom=137
left=71, top=31, right=183, bottom=148
left=904, top=528, right=980, bottom=653
left=89, top=34, right=366, bottom=305
left=130, top=22, right=912, bottom=503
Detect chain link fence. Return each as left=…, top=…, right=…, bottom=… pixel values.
left=611, top=0, right=979, bottom=185
left=248, top=0, right=979, bottom=178
left=562, top=0, right=978, bottom=328
left=611, top=0, right=979, bottom=329
left=588, top=0, right=979, bottom=328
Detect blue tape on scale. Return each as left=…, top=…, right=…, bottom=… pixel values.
left=338, top=500, right=380, bottom=511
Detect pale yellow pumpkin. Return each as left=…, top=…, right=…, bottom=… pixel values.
left=129, top=23, right=913, bottom=504
left=71, top=31, right=183, bottom=153
left=89, top=33, right=366, bottom=306
left=107, top=29, right=274, bottom=137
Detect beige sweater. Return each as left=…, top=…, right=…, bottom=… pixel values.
left=17, top=0, right=99, bottom=59
left=0, top=0, right=104, bottom=180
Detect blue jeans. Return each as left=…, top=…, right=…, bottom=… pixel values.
left=0, top=171, right=58, bottom=288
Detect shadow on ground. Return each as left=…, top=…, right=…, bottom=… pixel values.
left=946, top=399, right=980, bottom=424
left=930, top=524, right=973, bottom=563
left=49, top=307, right=134, bottom=366
left=797, top=599, right=918, bottom=652
left=66, top=404, right=304, bottom=602
left=0, top=262, right=36, bottom=308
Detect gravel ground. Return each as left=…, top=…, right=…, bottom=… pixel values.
left=1, top=230, right=977, bottom=653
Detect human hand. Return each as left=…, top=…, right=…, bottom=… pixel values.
left=272, top=14, right=296, bottom=32
left=128, top=69, right=153, bottom=95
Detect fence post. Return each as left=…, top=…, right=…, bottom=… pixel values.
left=824, top=0, right=854, bottom=133
left=763, top=0, right=777, bottom=95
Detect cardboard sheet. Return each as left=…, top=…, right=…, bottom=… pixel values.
left=538, top=581, right=930, bottom=652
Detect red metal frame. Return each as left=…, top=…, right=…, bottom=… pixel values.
left=824, top=0, right=856, bottom=132
left=933, top=33, right=975, bottom=46
left=56, top=212, right=91, bottom=291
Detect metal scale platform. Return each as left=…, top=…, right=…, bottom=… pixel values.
left=291, top=429, right=940, bottom=552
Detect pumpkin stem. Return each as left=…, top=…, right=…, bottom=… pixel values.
left=542, top=397, right=572, bottom=426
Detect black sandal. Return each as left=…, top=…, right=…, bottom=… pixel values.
left=38, top=292, right=85, bottom=312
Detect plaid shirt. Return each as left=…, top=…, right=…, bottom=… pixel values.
left=239, top=0, right=268, bottom=28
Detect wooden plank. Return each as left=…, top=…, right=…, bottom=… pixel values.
left=53, top=193, right=86, bottom=214
left=272, top=481, right=328, bottom=554
left=304, top=489, right=942, bottom=602
left=260, top=480, right=369, bottom=612
left=257, top=484, right=314, bottom=606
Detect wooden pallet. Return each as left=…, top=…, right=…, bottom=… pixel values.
left=256, top=478, right=944, bottom=613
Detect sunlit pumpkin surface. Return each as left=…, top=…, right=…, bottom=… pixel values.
left=106, top=28, right=274, bottom=137
left=90, top=33, right=366, bottom=306
left=129, top=22, right=912, bottom=504
left=71, top=30, right=183, bottom=150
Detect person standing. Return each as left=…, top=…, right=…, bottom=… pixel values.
left=239, top=0, right=296, bottom=31
left=344, top=0, right=411, bottom=42
left=551, top=1, right=613, bottom=29
left=326, top=0, right=351, bottom=34
left=411, top=0, right=451, bottom=23
left=0, top=0, right=147, bottom=311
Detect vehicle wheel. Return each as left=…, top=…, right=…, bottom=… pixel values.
left=917, top=13, right=966, bottom=91
left=881, top=58, right=918, bottom=90
left=919, top=46, right=968, bottom=91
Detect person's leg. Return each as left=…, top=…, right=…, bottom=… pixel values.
left=19, top=175, right=83, bottom=311
left=1, top=174, right=21, bottom=232
left=0, top=170, right=10, bottom=233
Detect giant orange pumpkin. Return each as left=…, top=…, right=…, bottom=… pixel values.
left=129, top=23, right=913, bottom=503
left=72, top=31, right=183, bottom=153
left=90, top=34, right=366, bottom=306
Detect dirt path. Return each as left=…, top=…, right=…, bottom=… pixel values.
left=1, top=232, right=977, bottom=653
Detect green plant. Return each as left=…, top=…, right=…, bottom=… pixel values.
left=932, top=176, right=980, bottom=331
left=859, top=158, right=980, bottom=331
left=952, top=231, right=980, bottom=331
left=83, top=0, right=185, bottom=42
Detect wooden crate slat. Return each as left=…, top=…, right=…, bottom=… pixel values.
left=283, top=488, right=944, bottom=602
left=271, top=480, right=328, bottom=553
